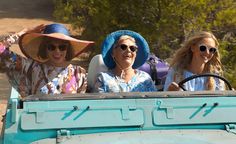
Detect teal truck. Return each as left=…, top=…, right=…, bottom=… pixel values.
left=1, top=74, right=236, bottom=144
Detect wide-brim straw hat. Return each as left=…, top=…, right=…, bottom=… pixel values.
left=19, top=23, right=94, bottom=63
left=101, top=30, right=150, bottom=69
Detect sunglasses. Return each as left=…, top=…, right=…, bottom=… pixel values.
left=47, top=44, right=68, bottom=51
left=199, top=44, right=217, bottom=54
left=118, top=44, right=138, bottom=52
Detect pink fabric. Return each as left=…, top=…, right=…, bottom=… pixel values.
left=0, top=43, right=6, bottom=54
left=0, top=50, right=87, bottom=96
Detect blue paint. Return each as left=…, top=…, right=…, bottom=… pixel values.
left=1, top=88, right=236, bottom=143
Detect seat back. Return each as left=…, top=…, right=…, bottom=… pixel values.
left=87, top=54, right=108, bottom=92
left=138, top=54, right=169, bottom=91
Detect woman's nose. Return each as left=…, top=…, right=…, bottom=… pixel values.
left=205, top=49, right=211, bottom=55
left=54, top=47, right=61, bottom=52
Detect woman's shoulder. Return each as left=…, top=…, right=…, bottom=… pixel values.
left=136, top=69, right=152, bottom=77
left=96, top=70, right=116, bottom=84
left=136, top=69, right=148, bottom=74
left=98, top=70, right=115, bottom=77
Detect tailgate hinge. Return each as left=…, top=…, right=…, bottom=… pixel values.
left=226, top=124, right=236, bottom=135
left=121, top=106, right=137, bottom=120
left=56, top=129, right=71, bottom=143
left=11, top=98, right=18, bottom=123
left=157, top=100, right=174, bottom=119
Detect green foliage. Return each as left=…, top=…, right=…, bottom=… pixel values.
left=220, top=36, right=236, bottom=89
left=53, top=0, right=236, bottom=88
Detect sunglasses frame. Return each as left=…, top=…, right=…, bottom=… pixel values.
left=47, top=43, right=68, bottom=52
left=118, top=44, right=138, bottom=52
left=199, top=44, right=217, bottom=54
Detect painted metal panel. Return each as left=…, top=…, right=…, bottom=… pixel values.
left=21, top=100, right=144, bottom=130
left=153, top=97, right=236, bottom=125
left=3, top=91, right=236, bottom=144
left=33, top=130, right=236, bottom=144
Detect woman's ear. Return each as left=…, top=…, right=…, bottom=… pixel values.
left=111, top=48, right=116, bottom=59
left=112, top=54, right=115, bottom=61
left=190, top=46, right=195, bottom=52
left=111, top=51, right=117, bottom=62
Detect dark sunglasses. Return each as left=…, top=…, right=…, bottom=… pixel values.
left=199, top=44, right=217, bottom=54
left=47, top=44, right=68, bottom=51
left=118, top=44, right=138, bottom=52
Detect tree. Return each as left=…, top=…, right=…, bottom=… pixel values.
left=53, top=0, right=236, bottom=88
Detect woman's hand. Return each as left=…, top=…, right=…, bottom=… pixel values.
left=0, top=24, right=46, bottom=51
left=17, top=24, right=46, bottom=37
left=167, top=82, right=181, bottom=91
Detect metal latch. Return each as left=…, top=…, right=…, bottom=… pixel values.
left=11, top=98, right=18, bottom=123
left=156, top=100, right=174, bottom=119
left=56, top=129, right=71, bottom=143
left=121, top=106, right=137, bottom=120
left=226, top=124, right=236, bottom=135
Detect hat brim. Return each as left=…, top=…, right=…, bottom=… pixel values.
left=19, top=33, right=94, bottom=63
left=101, top=30, right=150, bottom=69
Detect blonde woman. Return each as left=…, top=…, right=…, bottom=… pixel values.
left=93, top=30, right=156, bottom=92
left=164, top=31, right=225, bottom=91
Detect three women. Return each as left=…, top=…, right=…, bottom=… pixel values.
left=0, top=24, right=226, bottom=96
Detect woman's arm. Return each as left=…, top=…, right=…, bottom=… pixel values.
left=0, top=33, right=20, bottom=54
left=0, top=24, right=45, bottom=96
left=0, top=24, right=45, bottom=54
left=94, top=73, right=106, bottom=93
left=138, top=71, right=157, bottom=92
left=76, top=66, right=88, bottom=93
left=164, top=68, right=181, bottom=91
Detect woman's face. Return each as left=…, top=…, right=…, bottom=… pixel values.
left=46, top=39, right=68, bottom=66
left=191, top=38, right=217, bottom=64
left=112, top=39, right=137, bottom=69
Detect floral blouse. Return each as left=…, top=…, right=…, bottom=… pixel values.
left=0, top=39, right=87, bottom=97
left=94, top=70, right=157, bottom=93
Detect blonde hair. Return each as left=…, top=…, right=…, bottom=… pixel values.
left=171, top=31, right=223, bottom=90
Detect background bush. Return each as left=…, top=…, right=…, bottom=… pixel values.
left=53, top=0, right=236, bottom=88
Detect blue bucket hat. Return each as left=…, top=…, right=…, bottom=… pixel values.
left=102, top=30, right=150, bottom=69
left=19, top=23, right=94, bottom=63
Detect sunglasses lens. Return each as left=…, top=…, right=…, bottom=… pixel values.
left=209, top=48, right=216, bottom=53
left=58, top=45, right=67, bottom=51
left=119, top=44, right=137, bottom=52
left=130, top=46, right=137, bottom=52
left=199, top=45, right=207, bottom=52
left=47, top=44, right=56, bottom=51
left=119, top=44, right=127, bottom=51
left=199, top=45, right=217, bottom=54
left=47, top=44, right=67, bottom=51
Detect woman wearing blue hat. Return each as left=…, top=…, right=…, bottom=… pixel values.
left=0, top=23, right=94, bottom=97
left=94, top=30, right=156, bottom=92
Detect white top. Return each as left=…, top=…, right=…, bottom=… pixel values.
left=164, top=68, right=225, bottom=91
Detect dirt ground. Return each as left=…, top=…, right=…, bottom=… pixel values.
left=0, top=0, right=61, bottom=135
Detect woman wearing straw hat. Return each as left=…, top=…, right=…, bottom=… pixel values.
left=93, top=30, right=156, bottom=92
left=0, top=23, right=94, bottom=97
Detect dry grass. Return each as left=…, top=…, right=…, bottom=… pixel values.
left=0, top=0, right=59, bottom=134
